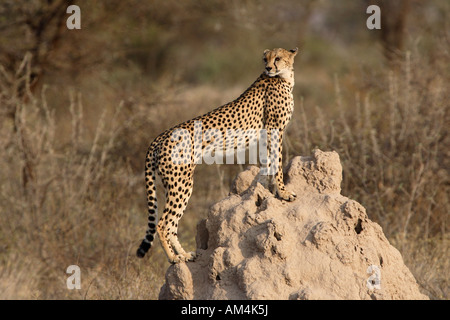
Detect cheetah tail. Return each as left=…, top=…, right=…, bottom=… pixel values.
left=136, top=149, right=158, bottom=258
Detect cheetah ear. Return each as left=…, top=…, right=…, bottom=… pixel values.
left=289, top=47, right=299, bottom=56
left=263, top=49, right=270, bottom=55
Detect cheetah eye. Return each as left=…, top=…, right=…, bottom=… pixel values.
left=263, top=58, right=267, bottom=63
left=275, top=57, right=280, bottom=62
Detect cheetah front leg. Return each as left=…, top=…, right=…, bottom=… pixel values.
left=265, top=128, right=296, bottom=202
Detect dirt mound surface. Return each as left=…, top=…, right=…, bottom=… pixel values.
left=159, top=150, right=428, bottom=300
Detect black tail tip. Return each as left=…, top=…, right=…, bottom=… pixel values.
left=136, top=241, right=151, bottom=258
left=136, top=248, right=146, bottom=258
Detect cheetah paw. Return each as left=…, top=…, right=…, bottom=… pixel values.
left=170, top=252, right=198, bottom=264
left=184, top=251, right=198, bottom=261
left=278, top=190, right=297, bottom=202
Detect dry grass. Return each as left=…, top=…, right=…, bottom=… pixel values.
left=0, top=55, right=237, bottom=299
left=288, top=49, right=449, bottom=299
left=1, top=48, right=447, bottom=300
left=0, top=1, right=448, bottom=300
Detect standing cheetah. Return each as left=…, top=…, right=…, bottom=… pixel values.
left=137, top=47, right=298, bottom=263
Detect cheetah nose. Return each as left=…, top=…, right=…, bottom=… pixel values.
left=266, top=67, right=272, bottom=72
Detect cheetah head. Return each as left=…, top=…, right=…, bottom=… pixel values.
left=263, top=47, right=298, bottom=79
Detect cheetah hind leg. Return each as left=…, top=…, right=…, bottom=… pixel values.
left=160, top=177, right=198, bottom=264
left=157, top=214, right=197, bottom=264
left=168, top=232, right=198, bottom=264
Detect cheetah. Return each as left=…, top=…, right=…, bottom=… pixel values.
left=137, top=47, right=299, bottom=263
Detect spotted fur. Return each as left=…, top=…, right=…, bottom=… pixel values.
left=137, top=48, right=298, bottom=263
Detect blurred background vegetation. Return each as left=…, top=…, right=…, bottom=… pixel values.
left=0, top=0, right=448, bottom=299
